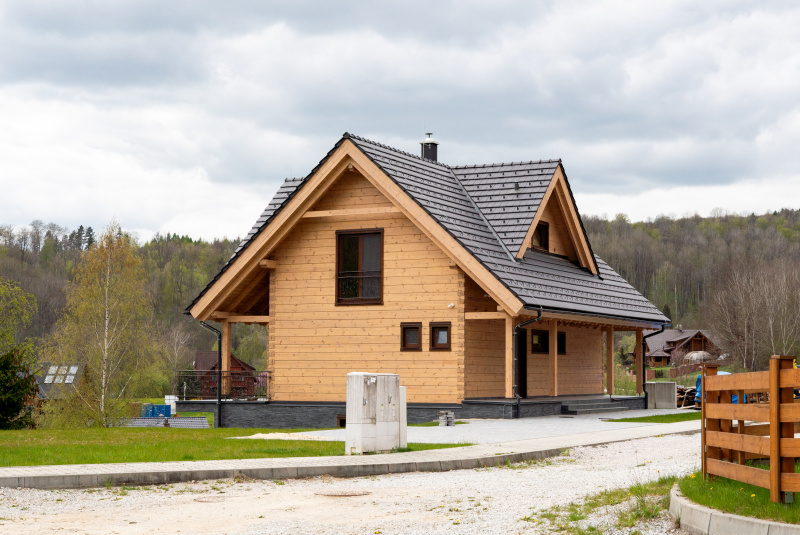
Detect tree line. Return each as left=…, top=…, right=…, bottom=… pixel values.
left=2, top=208, right=800, bottom=426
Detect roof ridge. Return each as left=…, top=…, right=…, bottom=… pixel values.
left=345, top=132, right=452, bottom=169
left=451, top=159, right=562, bottom=169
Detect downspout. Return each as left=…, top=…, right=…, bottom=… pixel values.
left=642, top=324, right=670, bottom=409
left=512, top=305, right=544, bottom=418
left=199, top=321, right=223, bottom=429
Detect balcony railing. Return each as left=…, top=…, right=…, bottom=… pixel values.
left=174, top=370, right=269, bottom=401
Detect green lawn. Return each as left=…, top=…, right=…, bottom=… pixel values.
left=0, top=428, right=467, bottom=467
left=605, top=411, right=701, bottom=424
left=679, top=471, right=800, bottom=524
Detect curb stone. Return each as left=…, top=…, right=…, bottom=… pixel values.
left=670, top=483, right=800, bottom=534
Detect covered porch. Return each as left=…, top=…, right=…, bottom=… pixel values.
left=464, top=309, right=648, bottom=402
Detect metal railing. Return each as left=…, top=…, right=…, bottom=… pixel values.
left=174, top=370, right=269, bottom=401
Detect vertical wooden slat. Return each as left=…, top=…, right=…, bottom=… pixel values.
left=702, top=364, right=718, bottom=481
left=634, top=329, right=643, bottom=394
left=222, top=320, right=231, bottom=396
left=606, top=328, right=614, bottom=396
left=549, top=320, right=558, bottom=397
left=770, top=356, right=781, bottom=503
left=737, top=388, right=746, bottom=465
left=777, top=356, right=795, bottom=503
left=505, top=315, right=514, bottom=399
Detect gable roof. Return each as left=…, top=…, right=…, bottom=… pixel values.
left=188, top=133, right=669, bottom=326
left=194, top=350, right=255, bottom=372
left=644, top=329, right=719, bottom=355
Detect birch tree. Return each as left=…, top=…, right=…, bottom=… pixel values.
left=41, top=223, right=153, bottom=427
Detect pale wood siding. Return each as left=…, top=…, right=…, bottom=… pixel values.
left=464, top=319, right=505, bottom=398
left=269, top=172, right=464, bottom=403
left=538, top=200, right=577, bottom=261
left=524, top=321, right=604, bottom=396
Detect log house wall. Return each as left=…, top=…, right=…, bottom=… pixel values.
left=268, top=172, right=464, bottom=403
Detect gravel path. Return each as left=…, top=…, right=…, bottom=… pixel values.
left=0, top=434, right=700, bottom=534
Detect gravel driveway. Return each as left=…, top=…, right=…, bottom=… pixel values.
left=0, top=433, right=699, bottom=535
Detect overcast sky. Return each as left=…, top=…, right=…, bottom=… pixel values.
left=3, top=1, right=800, bottom=242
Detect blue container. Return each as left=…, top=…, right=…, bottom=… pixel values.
left=140, top=403, right=153, bottom=417
left=152, top=404, right=171, bottom=417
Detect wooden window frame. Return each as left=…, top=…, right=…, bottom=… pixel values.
left=531, top=329, right=566, bottom=355
left=430, top=322, right=451, bottom=351
left=532, top=222, right=549, bottom=252
left=335, top=228, right=384, bottom=306
left=400, top=322, right=422, bottom=351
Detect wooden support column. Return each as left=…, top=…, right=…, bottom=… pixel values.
left=549, top=320, right=558, bottom=397
left=221, top=320, right=231, bottom=396
left=606, top=327, right=614, bottom=396
left=635, top=329, right=643, bottom=394
left=505, top=315, right=514, bottom=399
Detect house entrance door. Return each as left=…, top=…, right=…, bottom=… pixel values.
left=515, top=329, right=527, bottom=398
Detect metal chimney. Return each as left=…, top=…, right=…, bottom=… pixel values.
left=420, top=133, right=439, bottom=161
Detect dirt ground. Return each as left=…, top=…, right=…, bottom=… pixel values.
left=0, top=434, right=698, bottom=535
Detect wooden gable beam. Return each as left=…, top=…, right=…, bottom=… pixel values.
left=515, top=166, right=598, bottom=275
left=190, top=139, right=525, bottom=320
left=343, top=143, right=525, bottom=317
left=189, top=144, right=357, bottom=320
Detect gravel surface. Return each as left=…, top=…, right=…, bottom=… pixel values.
left=0, top=434, right=700, bottom=534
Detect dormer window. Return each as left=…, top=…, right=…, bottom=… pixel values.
left=532, top=222, right=549, bottom=251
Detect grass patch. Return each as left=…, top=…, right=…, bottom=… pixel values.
left=408, top=421, right=469, bottom=427
left=524, top=475, right=677, bottom=534
left=0, top=428, right=465, bottom=467
left=605, top=412, right=701, bottom=424
left=679, top=470, right=800, bottom=524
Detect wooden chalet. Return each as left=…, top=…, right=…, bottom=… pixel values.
left=644, top=329, right=720, bottom=367
left=185, top=133, right=669, bottom=427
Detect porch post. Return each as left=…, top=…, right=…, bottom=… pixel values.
left=635, top=328, right=643, bottom=394
left=222, top=320, right=231, bottom=396
left=549, top=320, right=558, bottom=396
left=505, top=315, right=514, bottom=398
left=606, top=327, right=614, bottom=396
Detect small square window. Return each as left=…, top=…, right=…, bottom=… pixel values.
left=531, top=330, right=566, bottom=354
left=400, top=323, right=422, bottom=351
left=430, top=322, right=451, bottom=351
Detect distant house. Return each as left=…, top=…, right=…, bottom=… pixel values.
left=644, top=329, right=720, bottom=367
left=188, top=350, right=261, bottom=400
left=184, top=133, right=668, bottom=426
left=35, top=363, right=85, bottom=400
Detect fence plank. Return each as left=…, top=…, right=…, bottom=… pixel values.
left=781, top=473, right=800, bottom=493
left=707, top=458, right=770, bottom=489
left=706, top=430, right=769, bottom=456
left=770, top=357, right=781, bottom=503
left=780, top=367, right=800, bottom=386
left=705, top=371, right=769, bottom=392
left=779, top=403, right=800, bottom=423
left=705, top=403, right=769, bottom=422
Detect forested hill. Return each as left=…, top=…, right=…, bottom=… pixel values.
left=2, top=208, right=800, bottom=373
left=583, top=208, right=800, bottom=327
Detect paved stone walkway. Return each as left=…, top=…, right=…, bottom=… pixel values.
left=298, top=407, right=695, bottom=444
left=0, top=411, right=700, bottom=490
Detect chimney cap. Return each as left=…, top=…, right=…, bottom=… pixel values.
left=420, top=132, right=439, bottom=146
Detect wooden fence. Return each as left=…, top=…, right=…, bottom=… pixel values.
left=701, top=356, right=799, bottom=503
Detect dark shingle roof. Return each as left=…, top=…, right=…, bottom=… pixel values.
left=453, top=161, right=560, bottom=254
left=188, top=133, right=669, bottom=325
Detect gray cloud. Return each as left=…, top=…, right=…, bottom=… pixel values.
left=1, top=0, right=799, bottom=238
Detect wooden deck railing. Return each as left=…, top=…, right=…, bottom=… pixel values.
left=701, top=356, right=799, bottom=503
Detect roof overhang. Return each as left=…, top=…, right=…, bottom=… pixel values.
left=189, top=139, right=525, bottom=320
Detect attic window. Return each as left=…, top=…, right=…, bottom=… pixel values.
left=336, top=229, right=383, bottom=305
left=532, top=222, right=549, bottom=251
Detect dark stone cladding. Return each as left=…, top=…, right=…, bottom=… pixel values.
left=610, top=396, right=647, bottom=411
left=175, top=400, right=566, bottom=428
